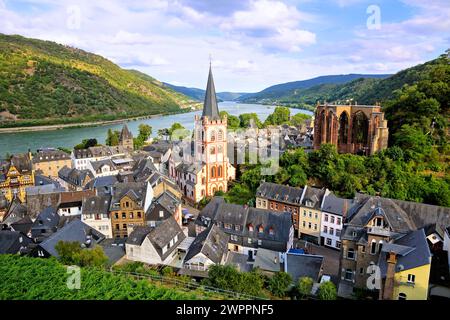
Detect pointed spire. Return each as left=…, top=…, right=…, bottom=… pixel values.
left=120, top=124, right=133, bottom=140
left=202, top=65, right=220, bottom=120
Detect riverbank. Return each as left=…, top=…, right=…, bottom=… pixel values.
left=0, top=109, right=197, bottom=134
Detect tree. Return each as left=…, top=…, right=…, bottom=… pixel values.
left=55, top=241, right=108, bottom=267
left=133, top=124, right=152, bottom=149
left=268, top=271, right=292, bottom=297
left=264, top=106, right=290, bottom=126
left=296, top=277, right=314, bottom=299
left=168, top=122, right=190, bottom=140
left=239, top=113, right=262, bottom=129
left=74, top=138, right=98, bottom=150
left=290, top=113, right=311, bottom=127
left=220, top=111, right=240, bottom=129
left=317, top=281, right=337, bottom=300
left=106, top=129, right=120, bottom=146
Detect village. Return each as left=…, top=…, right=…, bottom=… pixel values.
left=1, top=66, right=449, bottom=301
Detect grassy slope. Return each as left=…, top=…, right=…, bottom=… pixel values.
left=0, top=254, right=200, bottom=300
left=0, top=34, right=195, bottom=127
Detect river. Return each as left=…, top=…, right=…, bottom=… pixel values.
left=0, top=102, right=312, bottom=158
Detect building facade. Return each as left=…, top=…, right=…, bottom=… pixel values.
left=32, top=149, right=72, bottom=178
left=320, top=191, right=350, bottom=250
left=0, top=153, right=34, bottom=202
left=119, top=124, right=134, bottom=152
left=298, top=186, right=326, bottom=244
left=313, top=103, right=389, bottom=155
left=169, top=66, right=235, bottom=203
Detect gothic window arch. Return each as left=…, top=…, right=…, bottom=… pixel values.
left=218, top=129, right=224, bottom=141
left=210, top=130, right=216, bottom=142
left=338, top=112, right=349, bottom=145
left=210, top=146, right=216, bottom=155
left=352, top=111, right=369, bottom=145
left=218, top=165, right=223, bottom=177
left=211, top=166, right=216, bottom=178
left=218, top=145, right=223, bottom=154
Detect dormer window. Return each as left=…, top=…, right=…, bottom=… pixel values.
left=258, top=225, right=264, bottom=233
left=269, top=227, right=275, bottom=236
left=248, top=224, right=254, bottom=232
left=305, top=200, right=313, bottom=207
left=373, top=217, right=383, bottom=227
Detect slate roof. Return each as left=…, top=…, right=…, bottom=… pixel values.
left=58, top=166, right=94, bottom=187
left=184, top=224, right=229, bottom=264
left=256, top=182, right=304, bottom=205
left=0, top=230, right=31, bottom=254
left=127, top=216, right=185, bottom=261
left=2, top=197, right=27, bottom=225
left=146, top=190, right=180, bottom=221
left=82, top=195, right=111, bottom=216
left=120, top=124, right=133, bottom=140
left=285, top=252, right=324, bottom=282
left=378, top=228, right=431, bottom=277
left=84, top=175, right=118, bottom=191
left=132, top=158, right=158, bottom=182
left=31, top=206, right=60, bottom=240
left=9, top=153, right=32, bottom=173
left=301, top=186, right=326, bottom=210
left=73, top=146, right=125, bottom=159
left=38, top=219, right=105, bottom=257
left=196, top=197, right=293, bottom=252
left=90, top=159, right=117, bottom=172
left=110, top=182, right=147, bottom=209
left=202, top=65, right=220, bottom=120
left=32, top=149, right=70, bottom=163
left=322, top=192, right=351, bottom=216
left=253, top=248, right=282, bottom=272
left=10, top=216, right=33, bottom=235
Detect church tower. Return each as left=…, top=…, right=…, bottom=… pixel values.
left=194, top=65, right=235, bottom=197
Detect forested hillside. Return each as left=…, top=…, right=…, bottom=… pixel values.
left=0, top=34, right=195, bottom=127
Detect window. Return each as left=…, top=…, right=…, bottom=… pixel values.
left=329, top=227, right=334, bottom=235
left=247, top=238, right=252, bottom=244
left=314, top=224, right=317, bottom=230
left=302, top=221, right=306, bottom=228
left=360, top=245, right=366, bottom=253
left=326, top=238, right=332, bottom=246
left=336, top=229, right=341, bottom=237
left=248, top=224, right=254, bottom=232
left=235, top=225, right=241, bottom=231
left=336, top=241, right=341, bottom=249
left=347, top=248, right=355, bottom=260
left=323, top=226, right=328, bottom=233
left=407, top=274, right=415, bottom=284
left=115, top=224, right=120, bottom=230
left=224, top=223, right=232, bottom=230
left=137, top=212, right=142, bottom=219
left=303, top=210, right=306, bottom=217
left=129, top=213, right=134, bottom=219
left=345, top=269, right=353, bottom=281
left=330, top=216, right=335, bottom=224
left=122, top=212, right=126, bottom=219
left=324, top=214, right=328, bottom=222
left=398, top=293, right=407, bottom=300
left=370, top=241, right=377, bottom=255
left=359, top=268, right=364, bottom=275
left=123, top=224, right=127, bottom=229
left=159, top=210, right=164, bottom=218
left=314, top=213, right=318, bottom=219
left=258, top=240, right=262, bottom=246
left=269, top=228, right=275, bottom=235
left=308, top=212, right=312, bottom=218
left=337, top=218, right=341, bottom=225
left=308, top=222, right=312, bottom=229
left=218, top=130, right=223, bottom=141
left=258, top=226, right=264, bottom=233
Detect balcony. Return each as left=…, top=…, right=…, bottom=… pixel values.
left=367, top=226, right=392, bottom=237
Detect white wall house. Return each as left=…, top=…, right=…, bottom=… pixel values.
left=320, top=191, right=348, bottom=250
left=81, top=195, right=113, bottom=238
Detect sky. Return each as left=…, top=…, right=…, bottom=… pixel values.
left=0, top=0, right=449, bottom=92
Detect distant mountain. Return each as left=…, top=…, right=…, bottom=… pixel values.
left=0, top=34, right=196, bottom=127
left=237, top=74, right=392, bottom=104
left=163, top=82, right=248, bottom=102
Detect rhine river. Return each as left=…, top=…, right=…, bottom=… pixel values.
left=0, top=102, right=312, bottom=158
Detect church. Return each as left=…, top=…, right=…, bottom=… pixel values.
left=169, top=66, right=235, bottom=204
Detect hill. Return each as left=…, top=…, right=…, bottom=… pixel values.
left=0, top=34, right=196, bottom=127
left=163, top=82, right=247, bottom=102
left=237, top=74, right=391, bottom=104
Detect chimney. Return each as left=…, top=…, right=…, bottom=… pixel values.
left=381, top=252, right=397, bottom=300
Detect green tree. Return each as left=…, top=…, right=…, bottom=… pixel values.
left=220, top=111, right=240, bottom=129
left=55, top=241, right=108, bottom=268
left=268, top=272, right=292, bottom=297
left=264, top=106, right=290, bottom=126
left=290, top=113, right=312, bottom=127
left=317, top=281, right=337, bottom=300
left=239, top=113, right=262, bottom=128
left=133, top=124, right=152, bottom=149
left=106, top=129, right=120, bottom=146
left=296, top=276, right=314, bottom=299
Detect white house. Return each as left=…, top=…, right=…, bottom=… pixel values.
left=87, top=159, right=119, bottom=178
left=125, top=216, right=186, bottom=266
left=183, top=224, right=229, bottom=271
left=72, top=146, right=125, bottom=171
left=81, top=194, right=113, bottom=238
left=320, top=191, right=349, bottom=250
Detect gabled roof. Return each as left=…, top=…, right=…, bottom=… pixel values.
left=3, top=197, right=27, bottom=225
left=9, top=153, right=32, bottom=173
left=256, top=182, right=304, bottom=205
left=201, top=65, right=220, bottom=120
left=120, top=124, right=133, bottom=140
left=286, top=251, right=324, bottom=282
left=185, top=224, right=229, bottom=264
left=10, top=216, right=33, bottom=235
left=90, top=159, right=116, bottom=172
left=322, top=192, right=351, bottom=216
left=0, top=230, right=31, bottom=254
left=32, top=149, right=70, bottom=163
left=58, top=166, right=94, bottom=187
left=379, top=228, right=431, bottom=276
left=301, top=186, right=326, bottom=210
left=38, top=219, right=105, bottom=257
left=82, top=195, right=111, bottom=216
left=110, top=182, right=147, bottom=208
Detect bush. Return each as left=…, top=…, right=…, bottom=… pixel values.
left=317, top=281, right=337, bottom=300
left=55, top=241, right=108, bottom=268
left=297, top=276, right=314, bottom=298
left=267, top=272, right=292, bottom=297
